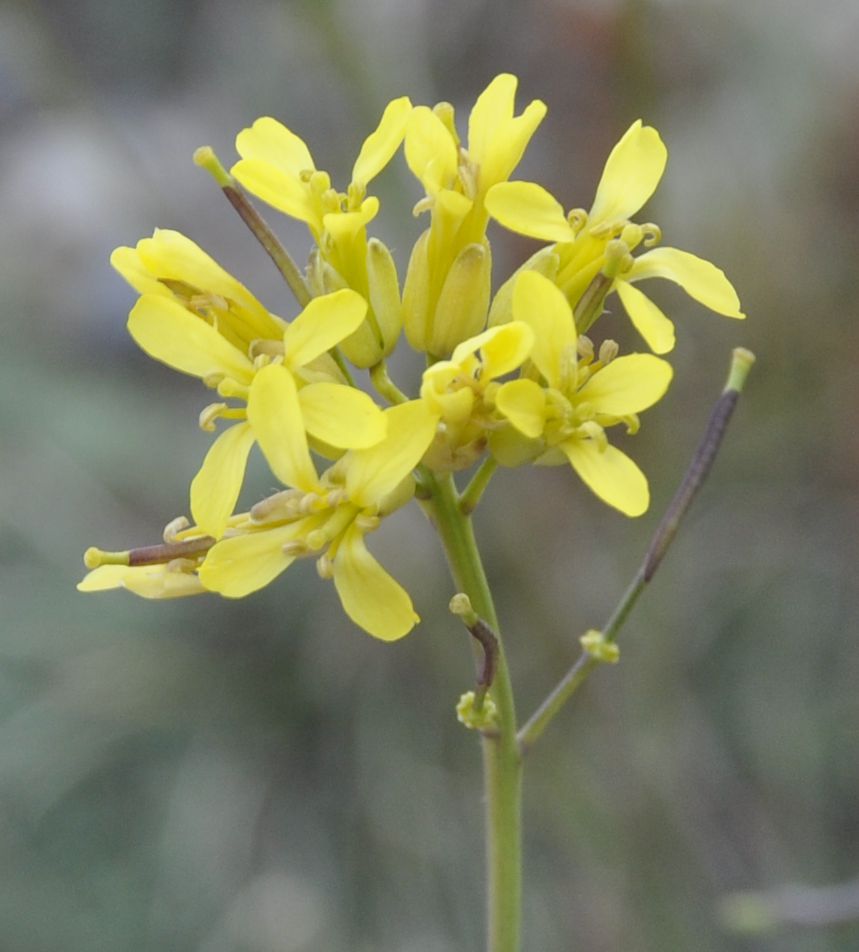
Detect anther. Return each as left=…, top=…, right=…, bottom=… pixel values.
left=567, top=208, right=588, bottom=234
left=282, top=541, right=309, bottom=558
left=249, top=339, right=285, bottom=360
left=355, top=514, right=380, bottom=532
left=316, top=554, right=334, bottom=580
left=619, top=223, right=644, bottom=252
left=577, top=335, right=595, bottom=360
left=251, top=489, right=304, bottom=523
left=199, top=403, right=227, bottom=432
left=641, top=223, right=662, bottom=247
left=163, top=516, right=191, bottom=544
left=603, top=239, right=634, bottom=278
left=598, top=340, right=619, bottom=364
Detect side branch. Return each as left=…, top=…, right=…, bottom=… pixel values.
left=517, top=347, right=756, bottom=754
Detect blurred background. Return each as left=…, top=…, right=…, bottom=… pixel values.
left=1, top=0, right=858, bottom=949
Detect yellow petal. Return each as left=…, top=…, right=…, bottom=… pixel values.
left=577, top=354, right=673, bottom=415
left=468, top=75, right=547, bottom=191
left=190, top=422, right=256, bottom=539
left=198, top=524, right=305, bottom=598
left=351, top=96, right=412, bottom=186
left=405, top=106, right=458, bottom=191
left=346, top=401, right=437, bottom=506
left=561, top=439, right=649, bottom=516
left=135, top=230, right=270, bottom=323
left=128, top=295, right=255, bottom=383
left=629, top=247, right=745, bottom=318
left=467, top=73, right=517, bottom=163
left=247, top=364, right=318, bottom=491
left=485, top=181, right=576, bottom=243
left=77, top=564, right=205, bottom=599
left=231, top=159, right=320, bottom=229
left=283, top=289, right=368, bottom=367
left=235, top=116, right=315, bottom=175
left=495, top=379, right=546, bottom=438
left=589, top=121, right=667, bottom=227
left=616, top=280, right=676, bottom=353
left=322, top=198, right=379, bottom=240
left=332, top=525, right=419, bottom=641
left=450, top=321, right=534, bottom=381
left=512, top=271, right=575, bottom=387
left=110, top=246, right=171, bottom=298
left=298, top=383, right=386, bottom=449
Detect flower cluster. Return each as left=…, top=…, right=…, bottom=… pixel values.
left=80, top=74, right=744, bottom=640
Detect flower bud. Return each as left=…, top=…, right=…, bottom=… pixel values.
left=402, top=228, right=432, bottom=352
left=429, top=241, right=491, bottom=357
left=365, top=238, right=403, bottom=359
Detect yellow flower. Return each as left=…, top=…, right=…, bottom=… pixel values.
left=199, top=372, right=437, bottom=641
left=113, top=230, right=386, bottom=538
left=402, top=74, right=546, bottom=356
left=419, top=321, right=534, bottom=471
left=492, top=272, right=673, bottom=516
left=484, top=120, right=744, bottom=353
left=231, top=98, right=412, bottom=366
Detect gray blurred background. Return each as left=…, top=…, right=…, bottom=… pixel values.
left=1, top=0, right=858, bottom=949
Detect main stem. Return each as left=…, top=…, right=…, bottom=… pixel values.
left=426, top=473, right=522, bottom=952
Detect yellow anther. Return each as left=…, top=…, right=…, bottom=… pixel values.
left=432, top=101, right=459, bottom=145
left=251, top=489, right=304, bottom=523
left=598, top=339, right=619, bottom=364
left=347, top=180, right=366, bottom=209
left=216, top=378, right=249, bottom=400
left=316, top=554, right=334, bottom=580
left=567, top=208, right=589, bottom=234
left=282, top=540, right=309, bottom=558
left=84, top=546, right=130, bottom=569
left=577, top=421, right=607, bottom=450
left=163, top=516, right=190, bottom=544
left=166, top=557, right=197, bottom=574
left=603, top=239, right=634, bottom=277
left=412, top=196, right=434, bottom=217
left=249, top=339, right=285, bottom=360
left=299, top=493, right=325, bottom=515
left=355, top=514, right=380, bottom=532
left=619, top=223, right=644, bottom=251
left=203, top=372, right=225, bottom=390
left=577, top=335, right=595, bottom=360
left=308, top=170, right=331, bottom=194
left=623, top=413, right=641, bottom=435
left=305, top=528, right=329, bottom=551
left=199, top=402, right=227, bottom=432
left=641, top=223, right=662, bottom=247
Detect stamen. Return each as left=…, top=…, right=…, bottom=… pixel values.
left=251, top=489, right=305, bottom=523
left=282, top=541, right=309, bottom=558
left=249, top=339, right=285, bottom=360
left=641, top=223, right=662, bottom=247
left=412, top=197, right=433, bottom=217
left=577, top=335, right=595, bottom=361
left=602, top=239, right=634, bottom=278
left=355, top=514, right=380, bottom=532
left=577, top=421, right=607, bottom=451
left=316, top=554, right=334, bottom=580
left=199, top=403, right=227, bottom=432
left=216, top=378, right=250, bottom=400
left=163, top=516, right=191, bottom=544
left=598, top=340, right=619, bottom=364
left=567, top=208, right=588, bottom=234
left=305, top=528, right=329, bottom=551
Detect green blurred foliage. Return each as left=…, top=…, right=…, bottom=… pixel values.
left=1, top=0, right=858, bottom=949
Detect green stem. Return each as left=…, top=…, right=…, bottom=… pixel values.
left=424, top=472, right=522, bottom=952
left=460, top=458, right=498, bottom=515
left=518, top=347, right=756, bottom=753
